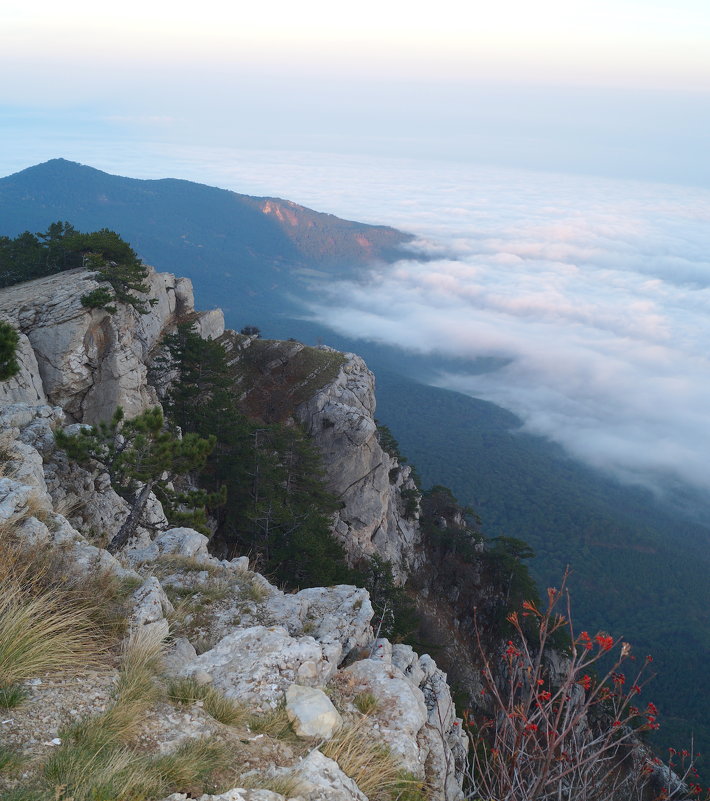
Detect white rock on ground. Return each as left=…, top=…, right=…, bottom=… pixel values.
left=285, top=684, right=342, bottom=740
left=129, top=576, right=175, bottom=638
left=293, top=750, right=368, bottom=801
left=265, top=584, right=373, bottom=660
left=178, top=625, right=336, bottom=707
left=154, top=527, right=212, bottom=558
left=161, top=790, right=287, bottom=801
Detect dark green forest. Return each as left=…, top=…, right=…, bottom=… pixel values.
left=374, top=370, right=710, bottom=756
left=157, top=323, right=355, bottom=590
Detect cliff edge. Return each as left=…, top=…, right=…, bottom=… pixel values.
left=0, top=268, right=465, bottom=801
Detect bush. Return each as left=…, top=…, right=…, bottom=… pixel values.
left=80, top=287, right=116, bottom=313
left=0, top=320, right=19, bottom=381
left=240, top=325, right=261, bottom=337
left=466, top=570, right=699, bottom=801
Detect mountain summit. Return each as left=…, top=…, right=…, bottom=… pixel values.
left=0, top=159, right=413, bottom=321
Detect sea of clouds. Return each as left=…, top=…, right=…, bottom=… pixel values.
left=199, top=151, right=710, bottom=496
left=3, top=143, right=710, bottom=494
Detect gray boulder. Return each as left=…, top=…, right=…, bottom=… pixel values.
left=285, top=684, right=342, bottom=740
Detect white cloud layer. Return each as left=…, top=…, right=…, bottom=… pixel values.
left=3, top=142, right=708, bottom=495
left=280, top=159, right=710, bottom=494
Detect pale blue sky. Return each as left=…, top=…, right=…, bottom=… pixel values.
left=1, top=0, right=708, bottom=185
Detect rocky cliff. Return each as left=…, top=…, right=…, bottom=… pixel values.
left=215, top=332, right=423, bottom=582
left=214, top=333, right=518, bottom=705
left=0, top=267, right=466, bottom=801
left=0, top=266, right=223, bottom=422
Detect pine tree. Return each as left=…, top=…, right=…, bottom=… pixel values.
left=55, top=406, right=215, bottom=552
left=159, top=323, right=353, bottom=587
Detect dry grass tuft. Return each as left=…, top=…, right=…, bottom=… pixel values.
left=239, top=576, right=268, bottom=603
left=354, top=690, right=379, bottom=715
left=322, top=717, right=427, bottom=801
left=21, top=490, right=54, bottom=524
left=63, top=625, right=165, bottom=752
left=154, top=553, right=220, bottom=575
left=34, top=629, right=230, bottom=801
left=145, top=737, right=231, bottom=794
left=239, top=771, right=305, bottom=796
left=247, top=703, right=296, bottom=740
left=202, top=690, right=247, bottom=727
left=0, top=516, right=139, bottom=642
left=0, top=744, right=24, bottom=776
left=41, top=732, right=230, bottom=801
left=0, top=506, right=232, bottom=800
left=0, top=578, right=102, bottom=690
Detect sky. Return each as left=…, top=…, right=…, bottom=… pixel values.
left=1, top=1, right=710, bottom=494
left=1, top=0, right=709, bottom=185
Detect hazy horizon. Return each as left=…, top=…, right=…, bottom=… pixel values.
left=2, top=0, right=710, bottom=188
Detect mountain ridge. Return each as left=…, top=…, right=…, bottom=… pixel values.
left=0, top=158, right=414, bottom=321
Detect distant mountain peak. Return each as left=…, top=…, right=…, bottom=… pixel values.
left=0, top=159, right=414, bottom=320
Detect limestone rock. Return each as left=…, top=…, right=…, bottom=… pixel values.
left=265, top=585, right=373, bottom=662
left=130, top=576, right=175, bottom=638
left=0, top=477, right=39, bottom=521
left=0, top=267, right=201, bottom=422
left=0, top=271, right=468, bottom=801
left=295, top=352, right=422, bottom=582
left=154, top=527, right=211, bottom=559
left=343, top=641, right=466, bottom=800
left=161, top=791, right=286, bottom=801
left=43, top=457, right=131, bottom=542
left=229, top=555, right=250, bottom=571
left=163, top=638, right=198, bottom=674
left=343, top=658, right=428, bottom=777
left=285, top=684, right=342, bottom=740
left=195, top=308, right=225, bottom=341
left=178, top=625, right=336, bottom=707
left=293, top=750, right=368, bottom=800
left=0, top=327, right=47, bottom=405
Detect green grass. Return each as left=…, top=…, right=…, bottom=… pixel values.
left=0, top=744, right=23, bottom=776
left=0, top=683, right=29, bottom=709
left=167, top=676, right=247, bottom=727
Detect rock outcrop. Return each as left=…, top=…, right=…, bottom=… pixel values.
left=295, top=352, right=422, bottom=582
left=0, top=267, right=223, bottom=422
left=214, top=334, right=424, bottom=583
left=0, top=268, right=467, bottom=800
left=0, top=394, right=465, bottom=799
